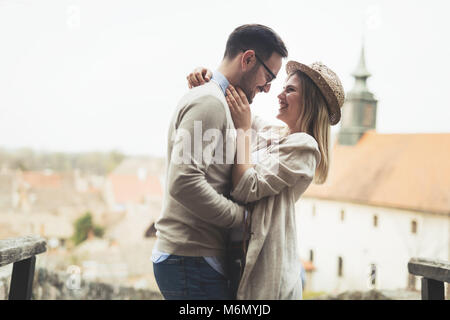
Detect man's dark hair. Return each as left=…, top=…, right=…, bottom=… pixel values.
left=224, top=24, right=288, bottom=61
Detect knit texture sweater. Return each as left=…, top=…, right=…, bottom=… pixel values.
left=155, top=81, right=245, bottom=258
left=232, top=116, right=321, bottom=300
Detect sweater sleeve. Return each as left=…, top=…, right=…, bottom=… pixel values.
left=251, top=115, right=272, bottom=132
left=251, top=114, right=286, bottom=133
left=230, top=133, right=320, bottom=204
left=167, top=95, right=245, bottom=229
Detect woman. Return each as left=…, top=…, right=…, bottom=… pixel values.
left=188, top=60, right=344, bottom=299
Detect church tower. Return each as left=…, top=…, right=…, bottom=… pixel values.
left=338, top=45, right=378, bottom=145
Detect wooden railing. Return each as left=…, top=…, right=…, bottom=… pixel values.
left=0, top=236, right=47, bottom=300
left=408, top=257, right=450, bottom=300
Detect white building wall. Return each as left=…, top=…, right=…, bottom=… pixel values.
left=295, top=197, right=449, bottom=294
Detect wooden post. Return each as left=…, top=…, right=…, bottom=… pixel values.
left=8, top=256, right=36, bottom=300
left=408, top=258, right=449, bottom=300
left=0, top=236, right=47, bottom=300
left=421, top=278, right=445, bottom=300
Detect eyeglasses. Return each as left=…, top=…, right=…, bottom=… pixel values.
left=242, top=49, right=276, bottom=85
left=254, top=53, right=276, bottom=85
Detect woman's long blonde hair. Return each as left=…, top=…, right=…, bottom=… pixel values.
left=281, top=71, right=331, bottom=184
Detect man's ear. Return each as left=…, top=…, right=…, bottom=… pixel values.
left=240, top=50, right=256, bottom=72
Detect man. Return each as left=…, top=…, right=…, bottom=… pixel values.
left=152, top=24, right=288, bottom=300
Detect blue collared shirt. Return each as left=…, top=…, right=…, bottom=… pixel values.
left=211, top=70, right=229, bottom=95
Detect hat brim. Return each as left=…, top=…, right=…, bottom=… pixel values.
left=286, top=61, right=341, bottom=125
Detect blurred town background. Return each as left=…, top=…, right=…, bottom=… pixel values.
left=0, top=150, right=166, bottom=295
left=0, top=0, right=449, bottom=300
left=1, top=44, right=448, bottom=300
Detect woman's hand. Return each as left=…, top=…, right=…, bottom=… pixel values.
left=227, top=85, right=253, bottom=188
left=226, top=85, right=251, bottom=131
left=187, top=67, right=212, bottom=88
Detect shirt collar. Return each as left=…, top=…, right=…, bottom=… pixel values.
left=211, top=70, right=229, bottom=96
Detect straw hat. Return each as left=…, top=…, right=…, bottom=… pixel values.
left=286, top=61, right=345, bottom=125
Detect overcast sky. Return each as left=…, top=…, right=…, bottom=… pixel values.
left=0, top=0, right=449, bottom=157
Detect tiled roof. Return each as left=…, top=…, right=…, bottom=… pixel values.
left=112, top=157, right=165, bottom=176
left=11, top=171, right=106, bottom=212
left=21, top=172, right=62, bottom=188
left=304, top=131, right=450, bottom=215
left=108, top=174, right=162, bottom=204
left=108, top=157, right=164, bottom=205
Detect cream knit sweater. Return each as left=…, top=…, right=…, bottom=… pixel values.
left=231, top=116, right=321, bottom=300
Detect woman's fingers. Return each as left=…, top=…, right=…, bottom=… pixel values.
left=228, top=85, right=244, bottom=109
left=230, top=85, right=248, bottom=105
left=194, top=67, right=205, bottom=84
left=205, top=69, right=212, bottom=81
left=194, top=71, right=204, bottom=85
left=226, top=89, right=238, bottom=107
left=188, top=73, right=199, bottom=87
left=225, top=94, right=232, bottom=108
left=226, top=87, right=251, bottom=130
left=235, top=87, right=249, bottom=105
left=195, top=67, right=211, bottom=83
left=187, top=67, right=209, bottom=88
left=194, top=67, right=210, bottom=85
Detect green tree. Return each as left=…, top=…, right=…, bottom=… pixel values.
left=71, top=212, right=104, bottom=246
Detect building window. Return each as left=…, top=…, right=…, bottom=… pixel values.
left=312, top=204, right=316, bottom=217
left=411, top=220, right=417, bottom=234
left=373, top=215, right=378, bottom=228
left=340, top=210, right=345, bottom=222
left=369, top=263, right=377, bottom=288
left=338, top=257, right=343, bottom=277
left=309, top=250, right=314, bottom=263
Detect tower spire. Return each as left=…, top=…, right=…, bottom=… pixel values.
left=351, top=43, right=371, bottom=93
left=338, top=42, right=378, bottom=146
left=352, top=44, right=371, bottom=78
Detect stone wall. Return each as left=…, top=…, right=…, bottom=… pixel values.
left=313, top=289, right=422, bottom=300
left=0, top=267, right=427, bottom=300
left=0, top=267, right=163, bottom=300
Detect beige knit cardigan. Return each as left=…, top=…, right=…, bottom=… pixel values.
left=230, top=116, right=321, bottom=300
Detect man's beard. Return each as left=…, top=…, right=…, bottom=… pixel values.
left=238, top=65, right=259, bottom=104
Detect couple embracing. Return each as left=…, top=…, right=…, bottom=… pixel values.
left=152, top=24, right=344, bottom=300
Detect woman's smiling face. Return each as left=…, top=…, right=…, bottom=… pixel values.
left=276, top=73, right=302, bottom=131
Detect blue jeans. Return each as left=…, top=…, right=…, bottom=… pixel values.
left=153, top=255, right=232, bottom=300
